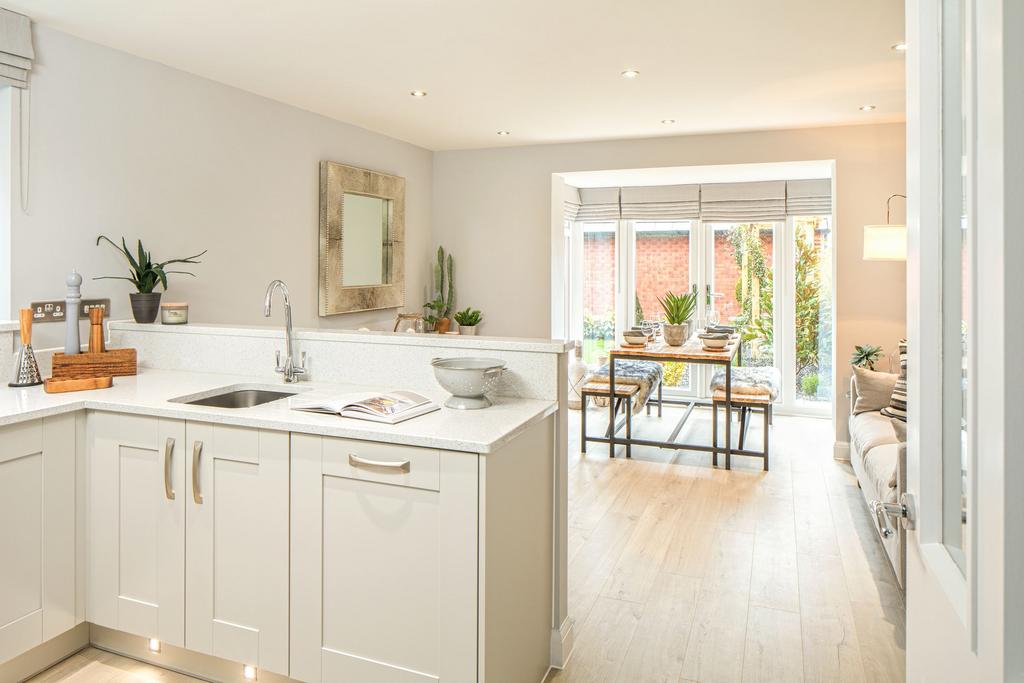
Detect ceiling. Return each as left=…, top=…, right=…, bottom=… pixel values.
left=11, top=0, right=906, bottom=151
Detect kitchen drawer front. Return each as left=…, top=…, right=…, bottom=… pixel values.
left=322, top=438, right=440, bottom=491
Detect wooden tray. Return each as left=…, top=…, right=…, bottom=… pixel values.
left=51, top=348, right=137, bottom=380
left=44, top=376, right=113, bottom=394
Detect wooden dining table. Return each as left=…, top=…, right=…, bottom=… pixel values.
left=599, top=332, right=742, bottom=468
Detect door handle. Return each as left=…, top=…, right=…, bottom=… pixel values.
left=192, top=440, right=204, bottom=504
left=164, top=437, right=175, bottom=500
left=870, top=493, right=916, bottom=538
left=348, top=453, right=411, bottom=473
left=165, top=438, right=178, bottom=501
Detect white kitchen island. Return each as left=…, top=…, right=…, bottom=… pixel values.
left=0, top=323, right=572, bottom=683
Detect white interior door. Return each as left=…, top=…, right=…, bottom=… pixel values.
left=905, top=0, right=1023, bottom=679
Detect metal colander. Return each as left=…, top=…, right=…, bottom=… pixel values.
left=431, top=357, right=506, bottom=409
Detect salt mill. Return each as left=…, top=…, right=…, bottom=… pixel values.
left=65, top=270, right=82, bottom=355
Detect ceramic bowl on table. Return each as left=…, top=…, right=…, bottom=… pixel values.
left=622, top=330, right=648, bottom=347
left=431, top=357, right=506, bottom=409
left=698, top=332, right=731, bottom=350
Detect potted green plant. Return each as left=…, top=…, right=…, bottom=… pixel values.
left=658, top=290, right=697, bottom=346
left=95, top=235, right=206, bottom=324
left=424, top=246, right=454, bottom=332
left=453, top=307, right=482, bottom=335
left=850, top=344, right=884, bottom=370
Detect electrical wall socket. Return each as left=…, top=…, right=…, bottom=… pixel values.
left=30, top=298, right=111, bottom=322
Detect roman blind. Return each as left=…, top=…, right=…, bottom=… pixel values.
left=0, top=8, right=33, bottom=88
left=786, top=178, right=832, bottom=215
left=699, top=180, right=786, bottom=222
left=575, top=187, right=620, bottom=221
left=620, top=184, right=700, bottom=220
left=563, top=185, right=581, bottom=221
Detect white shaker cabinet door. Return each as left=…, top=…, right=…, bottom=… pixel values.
left=291, top=435, right=478, bottom=683
left=87, top=412, right=186, bottom=646
left=184, top=423, right=289, bottom=676
left=0, top=415, right=78, bottom=665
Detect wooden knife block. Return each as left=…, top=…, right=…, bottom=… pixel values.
left=51, top=348, right=137, bottom=380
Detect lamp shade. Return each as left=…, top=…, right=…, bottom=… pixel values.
left=863, top=224, right=907, bottom=261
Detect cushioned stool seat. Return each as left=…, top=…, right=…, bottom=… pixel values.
left=710, top=366, right=779, bottom=470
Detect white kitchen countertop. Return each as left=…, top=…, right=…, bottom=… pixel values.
left=0, top=368, right=557, bottom=453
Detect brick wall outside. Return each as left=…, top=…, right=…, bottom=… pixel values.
left=582, top=228, right=775, bottom=324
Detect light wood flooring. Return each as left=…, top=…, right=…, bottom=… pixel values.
left=548, top=406, right=905, bottom=682
left=30, top=406, right=905, bottom=683
left=27, top=647, right=203, bottom=683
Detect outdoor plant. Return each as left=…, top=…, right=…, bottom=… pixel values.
left=658, top=290, right=697, bottom=325
left=95, top=235, right=206, bottom=292
left=424, top=246, right=454, bottom=324
left=453, top=307, right=482, bottom=327
left=850, top=344, right=884, bottom=370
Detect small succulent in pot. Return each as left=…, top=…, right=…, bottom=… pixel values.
left=95, top=235, right=206, bottom=324
left=658, top=290, right=697, bottom=346
left=453, top=307, right=482, bottom=335
left=850, top=344, right=884, bottom=370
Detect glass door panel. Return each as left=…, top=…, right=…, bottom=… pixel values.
left=708, top=222, right=777, bottom=367
left=793, top=216, right=834, bottom=404
left=632, top=221, right=693, bottom=392
left=580, top=222, right=616, bottom=365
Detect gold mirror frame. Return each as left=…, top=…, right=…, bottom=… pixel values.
left=318, top=161, right=406, bottom=315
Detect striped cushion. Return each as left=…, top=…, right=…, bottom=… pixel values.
left=881, top=340, right=907, bottom=422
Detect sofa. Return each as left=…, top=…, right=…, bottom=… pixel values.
left=848, top=375, right=906, bottom=588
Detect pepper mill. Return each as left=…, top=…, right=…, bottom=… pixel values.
left=65, top=270, right=82, bottom=355
left=88, top=306, right=105, bottom=354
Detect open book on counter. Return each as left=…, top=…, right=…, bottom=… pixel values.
left=290, top=390, right=440, bottom=425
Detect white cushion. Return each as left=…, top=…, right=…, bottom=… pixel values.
left=863, top=443, right=900, bottom=501
left=850, top=410, right=899, bottom=459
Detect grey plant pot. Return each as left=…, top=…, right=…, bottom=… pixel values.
left=129, top=292, right=162, bottom=324
left=459, top=325, right=478, bottom=336
left=663, top=323, right=686, bottom=346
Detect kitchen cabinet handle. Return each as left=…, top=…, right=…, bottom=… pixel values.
left=164, top=437, right=175, bottom=500
left=348, top=453, right=411, bottom=473
left=192, top=440, right=204, bottom=504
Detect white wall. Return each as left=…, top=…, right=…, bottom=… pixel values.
left=12, top=26, right=434, bottom=348
left=432, top=123, right=907, bottom=443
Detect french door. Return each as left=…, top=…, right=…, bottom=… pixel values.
left=573, top=216, right=834, bottom=414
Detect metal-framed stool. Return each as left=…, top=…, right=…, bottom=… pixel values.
left=712, top=392, right=772, bottom=470
left=580, top=380, right=665, bottom=459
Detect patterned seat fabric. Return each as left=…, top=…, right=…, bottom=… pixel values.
left=587, top=360, right=663, bottom=414
left=709, top=366, right=781, bottom=401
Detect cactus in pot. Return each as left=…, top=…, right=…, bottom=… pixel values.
left=658, top=290, right=697, bottom=346
left=424, top=246, right=455, bottom=332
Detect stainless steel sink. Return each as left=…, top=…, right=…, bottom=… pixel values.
left=182, top=388, right=297, bottom=409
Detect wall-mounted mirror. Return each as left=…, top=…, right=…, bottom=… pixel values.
left=319, top=161, right=405, bottom=315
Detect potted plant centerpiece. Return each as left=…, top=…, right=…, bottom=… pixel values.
left=658, top=290, right=697, bottom=346
left=453, top=307, right=482, bottom=335
left=424, top=246, right=454, bottom=333
left=95, top=235, right=206, bottom=324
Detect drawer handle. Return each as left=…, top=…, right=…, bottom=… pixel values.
left=192, top=440, right=204, bottom=504
left=348, top=453, right=411, bottom=473
left=164, top=437, right=175, bottom=500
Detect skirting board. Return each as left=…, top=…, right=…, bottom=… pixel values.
left=549, top=617, right=576, bottom=669
left=0, top=622, right=89, bottom=682
left=834, top=440, right=851, bottom=461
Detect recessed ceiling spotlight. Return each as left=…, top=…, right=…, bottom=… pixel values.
left=620, top=69, right=640, bottom=79
left=661, top=119, right=676, bottom=124
left=496, top=130, right=511, bottom=136
left=409, top=90, right=427, bottom=98
left=891, top=42, right=907, bottom=52
left=859, top=104, right=877, bottom=112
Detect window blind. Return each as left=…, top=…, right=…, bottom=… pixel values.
left=563, top=185, right=581, bottom=222
left=699, top=180, right=787, bottom=222
left=0, top=8, right=32, bottom=88
left=620, top=184, right=699, bottom=220
left=786, top=179, right=832, bottom=215
left=575, top=187, right=620, bottom=221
